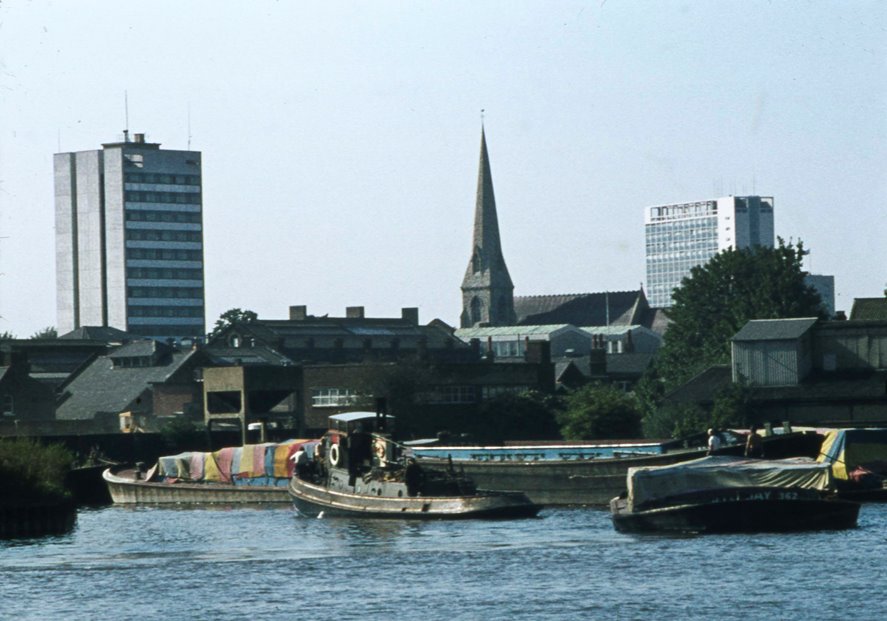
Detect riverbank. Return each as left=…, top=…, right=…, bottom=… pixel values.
left=0, top=438, right=77, bottom=538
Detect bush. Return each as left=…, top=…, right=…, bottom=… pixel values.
left=0, top=439, right=73, bottom=504
left=557, top=384, right=642, bottom=440
left=642, top=402, right=710, bottom=440
left=468, top=391, right=563, bottom=443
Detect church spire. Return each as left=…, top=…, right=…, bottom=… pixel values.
left=460, top=126, right=515, bottom=328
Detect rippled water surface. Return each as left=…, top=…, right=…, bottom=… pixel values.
left=3, top=503, right=886, bottom=620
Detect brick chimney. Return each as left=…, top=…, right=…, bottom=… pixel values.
left=401, top=307, right=419, bottom=325
left=289, top=305, right=307, bottom=320
left=346, top=306, right=365, bottom=319
left=525, top=340, right=551, bottom=365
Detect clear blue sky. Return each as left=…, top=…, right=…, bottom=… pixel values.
left=1, top=1, right=884, bottom=337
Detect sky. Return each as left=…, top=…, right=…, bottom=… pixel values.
left=0, top=0, right=884, bottom=337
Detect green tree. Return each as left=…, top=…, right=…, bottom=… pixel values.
left=642, top=401, right=710, bottom=441
left=0, top=331, right=16, bottom=340
left=633, top=364, right=666, bottom=433
left=710, top=379, right=756, bottom=429
left=209, top=308, right=258, bottom=339
left=31, top=327, right=57, bottom=339
left=468, top=390, right=563, bottom=444
left=0, top=439, right=73, bottom=503
left=557, top=383, right=642, bottom=440
left=658, top=238, right=824, bottom=390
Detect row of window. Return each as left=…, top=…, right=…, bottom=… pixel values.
left=129, top=287, right=203, bottom=299
left=127, top=267, right=203, bottom=280
left=126, top=230, right=202, bottom=243
left=310, top=385, right=530, bottom=408
left=125, top=191, right=201, bottom=204
left=112, top=357, right=155, bottom=368
left=646, top=252, right=716, bottom=264
left=311, top=388, right=358, bottom=408
left=128, top=306, right=205, bottom=318
left=125, top=172, right=200, bottom=186
left=126, top=210, right=202, bottom=224
left=128, top=248, right=203, bottom=261
left=647, top=202, right=717, bottom=222
left=127, top=325, right=205, bottom=338
left=492, top=341, right=525, bottom=358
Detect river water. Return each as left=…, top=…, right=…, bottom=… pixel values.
left=2, top=503, right=886, bottom=620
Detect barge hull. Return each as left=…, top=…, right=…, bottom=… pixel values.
left=103, top=468, right=290, bottom=504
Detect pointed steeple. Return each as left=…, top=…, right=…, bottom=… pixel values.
left=460, top=126, right=515, bottom=328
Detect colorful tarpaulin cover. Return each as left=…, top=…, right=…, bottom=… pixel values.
left=627, top=456, right=833, bottom=510
left=156, top=440, right=312, bottom=483
left=817, top=429, right=887, bottom=480
left=157, top=452, right=191, bottom=480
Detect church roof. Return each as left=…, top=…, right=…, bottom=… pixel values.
left=850, top=297, right=887, bottom=321
left=514, top=290, right=649, bottom=328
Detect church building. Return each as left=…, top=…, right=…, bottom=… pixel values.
left=460, top=128, right=516, bottom=328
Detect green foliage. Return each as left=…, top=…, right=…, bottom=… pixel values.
left=0, top=331, right=16, bottom=340
left=642, top=401, right=709, bottom=440
left=557, top=383, right=642, bottom=440
left=710, top=380, right=756, bottom=429
left=209, top=308, right=258, bottom=339
left=634, top=364, right=666, bottom=432
left=658, top=238, right=824, bottom=390
left=468, top=390, right=563, bottom=444
left=160, top=417, right=207, bottom=452
left=0, top=439, right=73, bottom=504
left=30, top=327, right=58, bottom=339
left=640, top=380, right=754, bottom=440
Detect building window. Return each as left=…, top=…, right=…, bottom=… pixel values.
left=311, top=388, right=358, bottom=408
left=492, top=340, right=524, bottom=358
left=421, top=385, right=476, bottom=404
left=481, top=385, right=529, bottom=400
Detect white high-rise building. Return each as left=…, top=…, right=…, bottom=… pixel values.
left=54, top=132, right=205, bottom=341
left=644, top=196, right=774, bottom=308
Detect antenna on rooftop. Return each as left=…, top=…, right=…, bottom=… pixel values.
left=124, top=90, right=130, bottom=142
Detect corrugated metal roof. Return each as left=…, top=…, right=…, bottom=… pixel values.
left=455, top=325, right=575, bottom=338
left=732, top=318, right=818, bottom=342
left=582, top=325, right=641, bottom=336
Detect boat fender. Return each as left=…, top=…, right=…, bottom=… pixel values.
left=330, top=444, right=340, bottom=467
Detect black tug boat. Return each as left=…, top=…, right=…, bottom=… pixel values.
left=288, top=412, right=539, bottom=519
left=610, top=456, right=860, bottom=534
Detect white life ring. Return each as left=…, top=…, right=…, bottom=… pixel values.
left=329, top=443, right=340, bottom=467
left=374, top=438, right=387, bottom=463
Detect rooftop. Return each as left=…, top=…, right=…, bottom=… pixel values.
left=732, top=318, right=819, bottom=342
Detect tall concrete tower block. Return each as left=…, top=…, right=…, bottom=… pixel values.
left=54, top=132, right=205, bottom=341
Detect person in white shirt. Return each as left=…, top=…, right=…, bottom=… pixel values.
left=707, top=428, right=722, bottom=454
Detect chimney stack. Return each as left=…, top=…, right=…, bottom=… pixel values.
left=346, top=306, right=365, bottom=319
left=289, top=305, right=307, bottom=320
left=401, top=307, right=419, bottom=325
